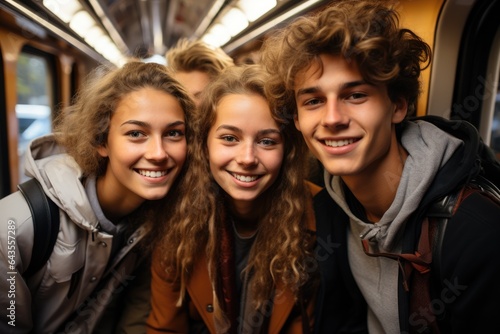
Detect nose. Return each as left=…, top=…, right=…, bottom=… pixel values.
left=145, top=136, right=168, bottom=161
left=321, top=99, right=349, bottom=129
left=236, top=142, right=258, bottom=166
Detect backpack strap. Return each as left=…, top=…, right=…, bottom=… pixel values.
left=407, top=176, right=500, bottom=334
left=17, top=178, right=60, bottom=278
left=361, top=222, right=442, bottom=333
left=361, top=182, right=489, bottom=334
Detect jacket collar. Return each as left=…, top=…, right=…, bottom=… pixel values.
left=187, top=254, right=296, bottom=334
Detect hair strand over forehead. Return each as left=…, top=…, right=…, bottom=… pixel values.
left=261, top=0, right=431, bottom=118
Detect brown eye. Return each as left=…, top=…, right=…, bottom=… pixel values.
left=127, top=131, right=143, bottom=138
left=221, top=135, right=237, bottom=142
left=166, top=130, right=183, bottom=137
left=305, top=98, right=322, bottom=106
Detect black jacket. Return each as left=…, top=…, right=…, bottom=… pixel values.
left=313, top=116, right=500, bottom=333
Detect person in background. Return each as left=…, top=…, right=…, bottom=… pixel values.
left=260, top=0, right=500, bottom=333
left=166, top=38, right=235, bottom=107
left=0, top=61, right=195, bottom=333
left=147, top=64, right=321, bottom=333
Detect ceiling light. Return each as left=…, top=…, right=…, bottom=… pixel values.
left=238, top=0, right=277, bottom=22
left=143, top=54, right=167, bottom=65
left=221, top=8, right=248, bottom=37
left=93, top=35, right=112, bottom=55
left=69, top=10, right=96, bottom=38
left=43, top=0, right=82, bottom=23
left=203, top=23, right=231, bottom=47
left=84, top=26, right=105, bottom=48
left=201, top=34, right=221, bottom=48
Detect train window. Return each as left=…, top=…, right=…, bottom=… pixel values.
left=16, top=51, right=53, bottom=183
left=494, top=91, right=500, bottom=157
left=443, top=0, right=500, bottom=159
left=489, top=27, right=500, bottom=158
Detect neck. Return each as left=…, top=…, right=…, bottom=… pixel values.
left=96, top=174, right=142, bottom=223
left=231, top=216, right=258, bottom=237
left=228, top=199, right=265, bottom=237
left=342, top=143, right=408, bottom=222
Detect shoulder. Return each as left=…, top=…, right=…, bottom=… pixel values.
left=439, top=188, right=500, bottom=268
left=0, top=191, right=35, bottom=271
left=312, top=187, right=343, bottom=218
left=304, top=181, right=323, bottom=232
left=451, top=189, right=500, bottom=229
left=151, top=246, right=180, bottom=284
left=0, top=190, right=34, bottom=237
left=0, top=190, right=31, bottom=220
left=305, top=180, right=323, bottom=197
left=438, top=189, right=500, bottom=303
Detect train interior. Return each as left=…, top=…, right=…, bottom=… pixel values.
left=0, top=0, right=499, bottom=197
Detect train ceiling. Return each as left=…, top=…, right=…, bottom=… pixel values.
left=1, top=0, right=328, bottom=64
left=82, top=0, right=328, bottom=56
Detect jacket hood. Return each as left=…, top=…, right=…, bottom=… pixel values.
left=325, top=117, right=477, bottom=251
left=23, top=134, right=99, bottom=232
left=410, top=116, right=483, bottom=208
left=397, top=116, right=490, bottom=252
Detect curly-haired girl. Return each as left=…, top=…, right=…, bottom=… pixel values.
left=147, top=64, right=321, bottom=333
left=0, top=61, right=195, bottom=333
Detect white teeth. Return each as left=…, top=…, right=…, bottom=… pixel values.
left=137, top=170, right=167, bottom=178
left=324, top=138, right=356, bottom=147
left=233, top=174, right=258, bottom=182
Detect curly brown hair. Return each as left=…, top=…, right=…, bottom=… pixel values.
left=260, top=0, right=431, bottom=118
left=155, top=64, right=314, bottom=320
left=55, top=61, right=196, bottom=177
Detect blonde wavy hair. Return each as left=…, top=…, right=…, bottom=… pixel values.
left=156, top=64, right=314, bottom=316
left=166, top=38, right=235, bottom=79
left=260, top=0, right=432, bottom=118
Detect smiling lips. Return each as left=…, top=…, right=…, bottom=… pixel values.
left=231, top=172, right=260, bottom=183
left=324, top=138, right=357, bottom=147
left=136, top=169, right=169, bottom=178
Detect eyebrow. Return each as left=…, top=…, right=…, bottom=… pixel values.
left=296, top=80, right=369, bottom=97
left=121, top=120, right=185, bottom=128
left=215, top=124, right=281, bottom=136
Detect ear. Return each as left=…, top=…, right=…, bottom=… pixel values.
left=97, top=145, right=109, bottom=158
left=294, top=113, right=301, bottom=132
left=392, top=98, right=408, bottom=124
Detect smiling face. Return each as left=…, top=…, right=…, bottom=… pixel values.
left=293, top=54, right=407, bottom=180
left=97, top=87, right=187, bottom=214
left=207, top=93, right=284, bottom=213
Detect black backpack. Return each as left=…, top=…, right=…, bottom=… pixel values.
left=17, top=178, right=60, bottom=278
left=363, top=174, right=500, bottom=333
left=410, top=175, right=499, bottom=333
left=362, top=116, right=500, bottom=333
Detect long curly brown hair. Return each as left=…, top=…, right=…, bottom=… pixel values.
left=260, top=0, right=432, bottom=118
left=155, top=64, right=314, bottom=316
